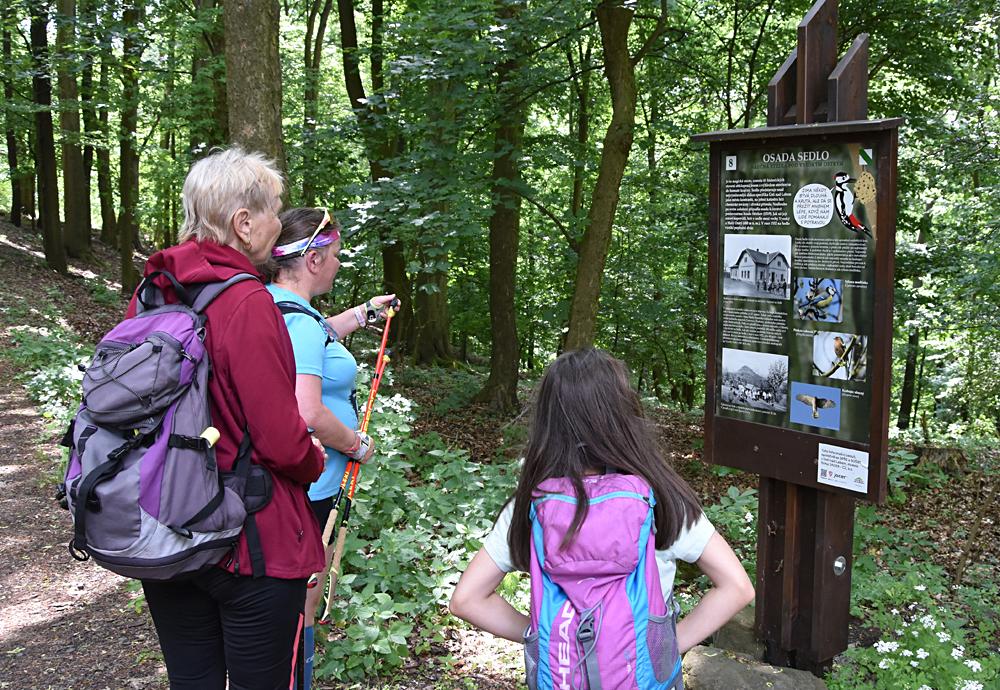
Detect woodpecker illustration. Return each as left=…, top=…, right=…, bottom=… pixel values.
left=796, top=393, right=837, bottom=419
left=832, top=171, right=873, bottom=238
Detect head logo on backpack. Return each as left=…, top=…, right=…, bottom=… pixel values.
left=58, top=270, right=272, bottom=581
left=524, top=474, right=683, bottom=690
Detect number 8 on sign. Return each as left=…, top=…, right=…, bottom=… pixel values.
left=726, top=155, right=737, bottom=171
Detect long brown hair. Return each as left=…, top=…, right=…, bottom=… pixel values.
left=506, top=348, right=702, bottom=571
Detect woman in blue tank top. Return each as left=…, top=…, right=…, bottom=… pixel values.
left=261, top=207, right=394, bottom=688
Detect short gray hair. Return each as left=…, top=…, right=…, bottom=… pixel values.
left=178, top=147, right=284, bottom=244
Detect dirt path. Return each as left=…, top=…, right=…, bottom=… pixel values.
left=0, top=359, right=167, bottom=690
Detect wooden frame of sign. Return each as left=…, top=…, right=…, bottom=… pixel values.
left=693, top=118, right=900, bottom=504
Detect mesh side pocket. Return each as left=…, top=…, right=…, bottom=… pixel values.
left=523, top=628, right=540, bottom=690
left=646, top=612, right=681, bottom=683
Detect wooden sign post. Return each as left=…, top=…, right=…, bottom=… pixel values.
left=692, top=0, right=899, bottom=674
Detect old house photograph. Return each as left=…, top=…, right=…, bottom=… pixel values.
left=723, top=234, right=792, bottom=300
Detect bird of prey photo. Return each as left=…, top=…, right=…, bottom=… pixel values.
left=795, top=393, right=837, bottom=419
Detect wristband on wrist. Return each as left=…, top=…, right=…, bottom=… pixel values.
left=347, top=431, right=372, bottom=461
left=353, top=305, right=365, bottom=328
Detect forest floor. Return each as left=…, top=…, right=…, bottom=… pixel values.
left=0, top=218, right=996, bottom=689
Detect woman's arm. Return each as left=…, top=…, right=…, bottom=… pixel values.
left=450, top=549, right=529, bottom=643
left=294, top=374, right=362, bottom=454
left=675, top=532, right=755, bottom=653
left=326, top=294, right=396, bottom=337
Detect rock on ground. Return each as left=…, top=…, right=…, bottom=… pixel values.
left=683, top=646, right=827, bottom=690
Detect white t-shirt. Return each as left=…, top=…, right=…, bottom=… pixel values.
left=482, top=500, right=715, bottom=596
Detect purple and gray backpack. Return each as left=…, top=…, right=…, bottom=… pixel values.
left=59, top=270, right=271, bottom=580
left=525, top=473, right=683, bottom=690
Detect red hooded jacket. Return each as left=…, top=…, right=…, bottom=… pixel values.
left=126, top=240, right=325, bottom=579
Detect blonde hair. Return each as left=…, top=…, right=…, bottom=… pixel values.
left=178, top=147, right=284, bottom=243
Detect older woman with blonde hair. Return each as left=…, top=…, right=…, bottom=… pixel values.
left=125, top=147, right=326, bottom=689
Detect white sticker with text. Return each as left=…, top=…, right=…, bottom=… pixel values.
left=817, top=443, right=869, bottom=494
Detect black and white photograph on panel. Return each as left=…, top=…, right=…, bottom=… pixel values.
left=813, top=332, right=868, bottom=381
left=720, top=347, right=789, bottom=412
left=723, top=234, right=793, bottom=300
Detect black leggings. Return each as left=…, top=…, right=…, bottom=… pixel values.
left=142, top=568, right=306, bottom=690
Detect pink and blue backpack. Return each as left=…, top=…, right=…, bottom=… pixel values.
left=525, top=473, right=683, bottom=690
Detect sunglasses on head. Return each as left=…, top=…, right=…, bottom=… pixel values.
left=299, top=208, right=333, bottom=257
left=271, top=207, right=341, bottom=260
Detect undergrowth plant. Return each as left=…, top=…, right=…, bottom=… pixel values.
left=828, top=452, right=1000, bottom=689
left=315, top=392, right=520, bottom=681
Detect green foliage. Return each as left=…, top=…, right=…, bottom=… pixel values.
left=885, top=449, right=950, bottom=504
left=5, top=326, right=88, bottom=424
left=702, top=485, right=758, bottom=582
left=315, top=392, right=519, bottom=682
left=828, top=591, right=999, bottom=690
left=836, top=502, right=1000, bottom=689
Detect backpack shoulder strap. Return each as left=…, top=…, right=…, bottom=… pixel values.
left=135, top=270, right=192, bottom=313
left=275, top=300, right=338, bottom=347
left=191, top=273, right=260, bottom=313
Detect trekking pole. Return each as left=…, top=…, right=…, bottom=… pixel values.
left=316, top=300, right=398, bottom=625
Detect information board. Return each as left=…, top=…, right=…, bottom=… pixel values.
left=697, top=121, right=899, bottom=503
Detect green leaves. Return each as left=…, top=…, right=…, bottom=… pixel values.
left=314, top=389, right=517, bottom=682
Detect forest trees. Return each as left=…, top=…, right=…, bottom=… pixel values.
left=0, top=0, right=996, bottom=437
left=29, top=0, right=67, bottom=273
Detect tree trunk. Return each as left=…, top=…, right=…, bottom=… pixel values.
left=2, top=13, right=22, bottom=227
left=412, top=79, right=454, bottom=366
left=20, top=132, right=36, bottom=221
left=190, top=0, right=228, bottom=152
left=568, top=36, right=592, bottom=232
left=30, top=2, right=68, bottom=273
left=301, top=0, right=333, bottom=205
left=682, top=241, right=698, bottom=410
left=564, top=2, right=636, bottom=350
left=897, top=218, right=929, bottom=429
left=117, top=1, right=142, bottom=294
left=896, top=328, right=920, bottom=430
left=56, top=0, right=90, bottom=257
left=912, top=334, right=926, bottom=421
left=156, top=27, right=176, bottom=250
left=336, top=0, right=413, bottom=350
left=96, top=36, right=115, bottom=246
left=79, top=0, right=95, bottom=222
left=476, top=1, right=526, bottom=412
left=224, top=0, right=286, bottom=175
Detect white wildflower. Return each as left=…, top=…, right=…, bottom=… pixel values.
left=744, top=511, right=753, bottom=523
left=964, top=659, right=982, bottom=672
left=957, top=681, right=983, bottom=690
left=901, top=649, right=913, bottom=657
left=914, top=584, right=927, bottom=591
left=937, top=631, right=952, bottom=643
left=910, top=661, right=919, bottom=667
left=917, top=686, right=931, bottom=690
left=874, top=640, right=899, bottom=654
left=878, top=658, right=891, bottom=669
left=916, top=648, right=929, bottom=659
left=920, top=614, right=936, bottom=629
left=891, top=608, right=900, bottom=615
left=951, top=645, right=965, bottom=659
